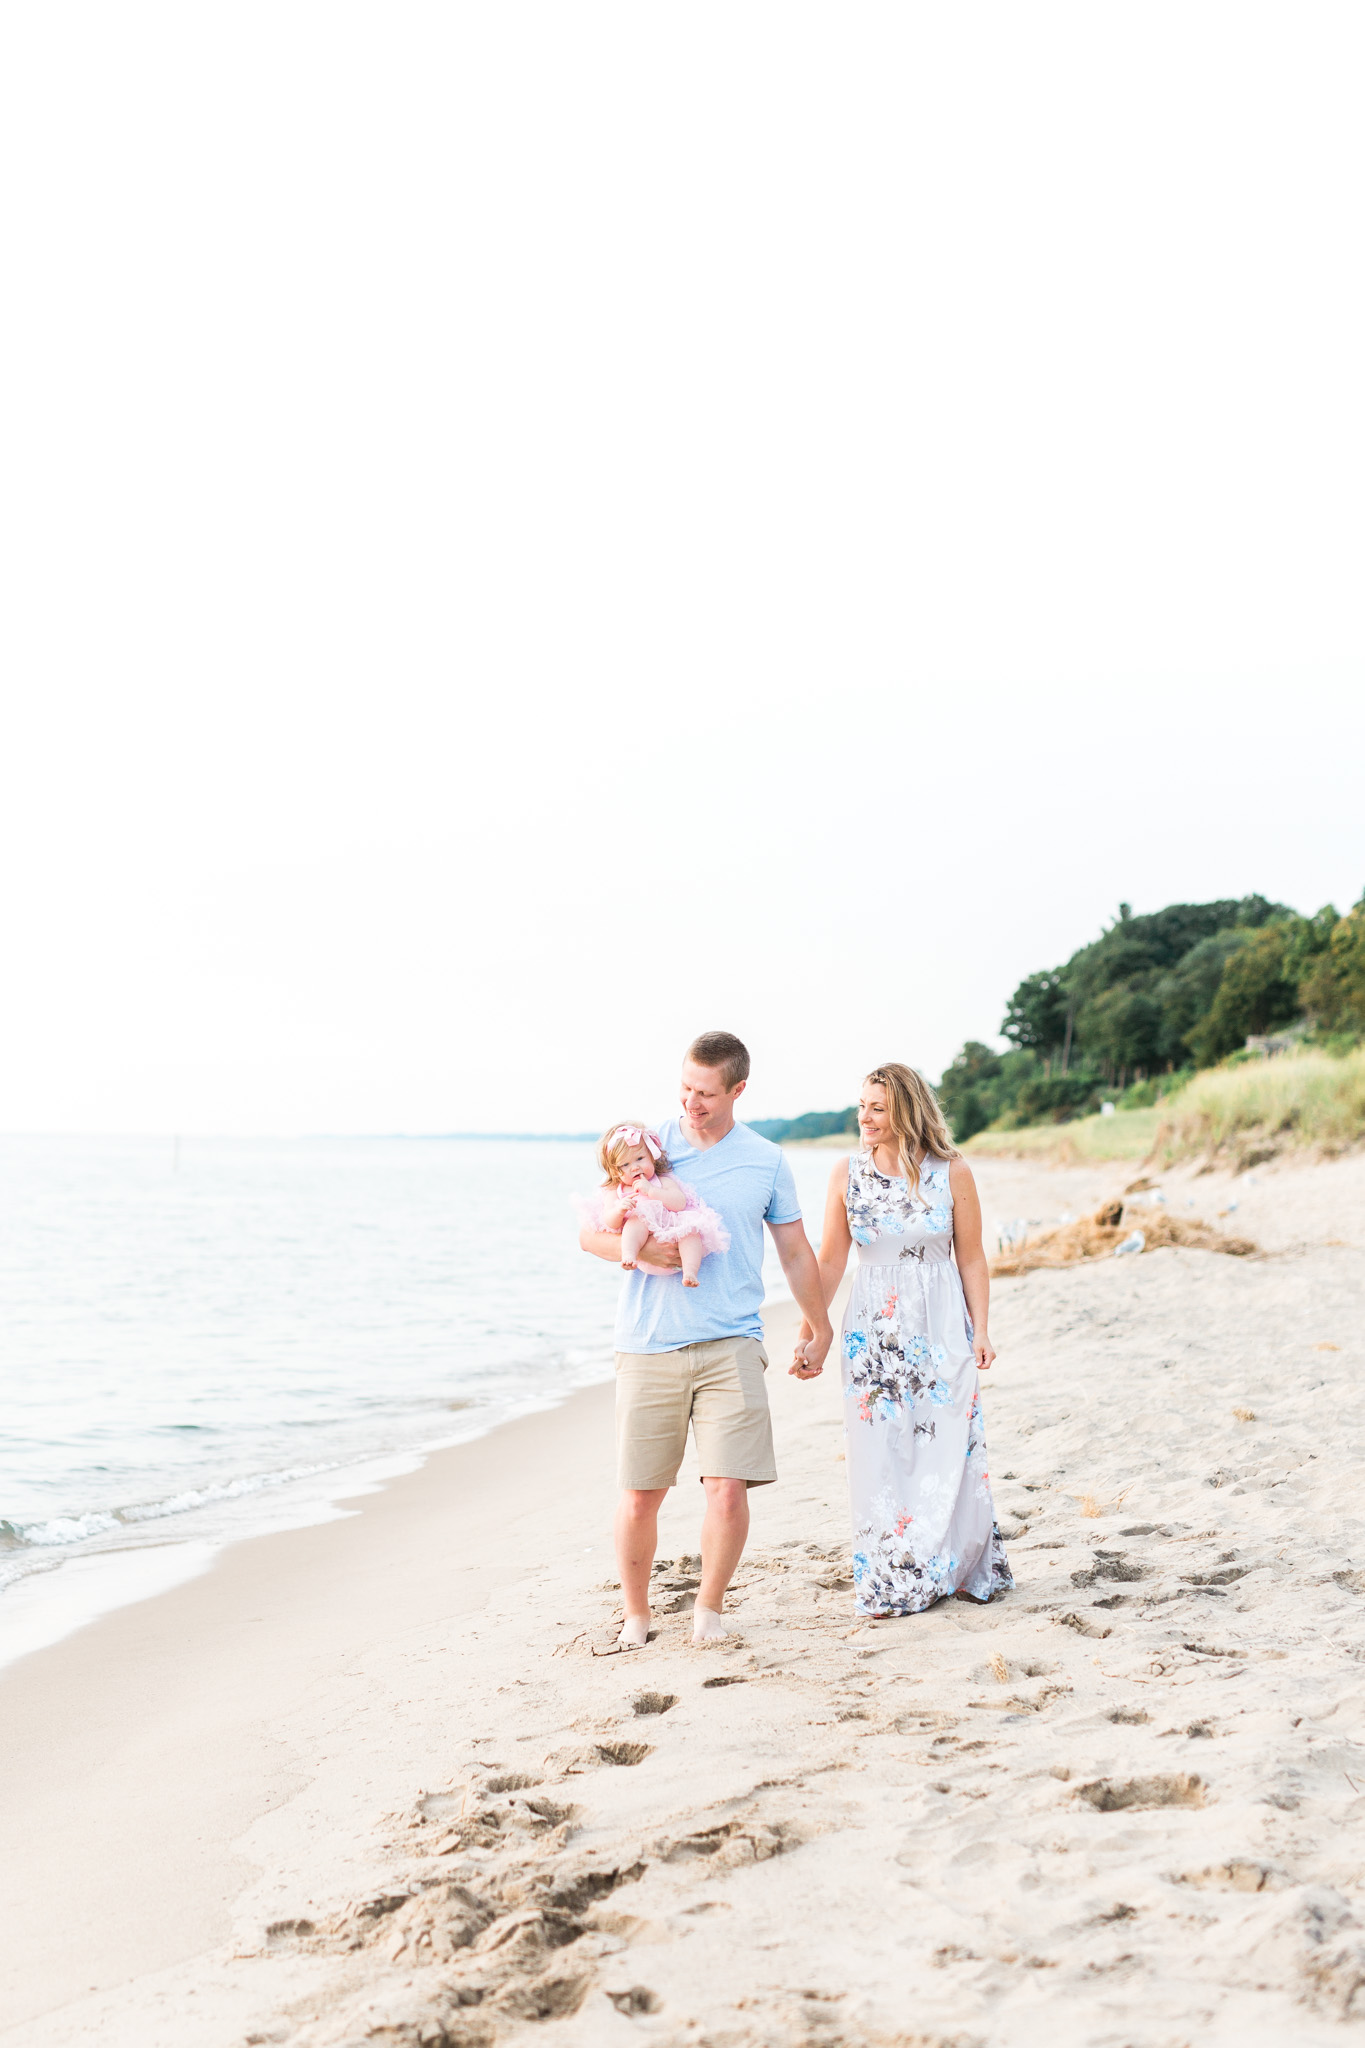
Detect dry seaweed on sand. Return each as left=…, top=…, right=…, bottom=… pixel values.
left=990, top=1201, right=1257, bottom=1277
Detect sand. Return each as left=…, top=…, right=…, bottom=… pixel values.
left=3, top=1150, right=1364, bottom=2047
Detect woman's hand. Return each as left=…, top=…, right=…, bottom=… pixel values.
left=974, top=1334, right=996, bottom=1372
left=790, top=1321, right=815, bottom=1376
left=790, top=1336, right=826, bottom=1379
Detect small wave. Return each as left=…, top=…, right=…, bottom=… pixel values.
left=1, top=1511, right=121, bottom=1548
left=120, top=1464, right=337, bottom=1522
left=1, top=1463, right=340, bottom=1550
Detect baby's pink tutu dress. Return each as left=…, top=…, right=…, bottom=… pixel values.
left=573, top=1183, right=730, bottom=1261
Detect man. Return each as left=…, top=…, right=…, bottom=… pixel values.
left=578, top=1030, right=833, bottom=1649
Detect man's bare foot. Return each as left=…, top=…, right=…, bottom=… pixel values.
left=617, top=1613, right=649, bottom=1650
left=692, top=1604, right=729, bottom=1645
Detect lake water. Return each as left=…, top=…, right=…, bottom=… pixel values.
left=0, top=1132, right=836, bottom=1665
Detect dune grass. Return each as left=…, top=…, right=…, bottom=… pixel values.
left=964, top=1107, right=1160, bottom=1165
left=965, top=1048, right=1365, bottom=1168
left=1154, top=1047, right=1365, bottom=1163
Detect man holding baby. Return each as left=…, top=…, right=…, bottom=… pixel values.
left=578, top=1030, right=832, bottom=1650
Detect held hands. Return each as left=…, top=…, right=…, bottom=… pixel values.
left=789, top=1320, right=831, bottom=1380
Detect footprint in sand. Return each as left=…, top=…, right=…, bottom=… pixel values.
left=543, top=1738, right=654, bottom=1773
left=1075, top=1772, right=1205, bottom=1811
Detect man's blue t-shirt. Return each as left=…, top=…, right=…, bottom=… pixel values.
left=613, top=1117, right=803, bottom=1355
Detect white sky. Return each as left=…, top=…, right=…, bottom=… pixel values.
left=2, top=4, right=1362, bottom=1135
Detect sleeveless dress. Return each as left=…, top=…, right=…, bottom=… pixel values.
left=841, top=1151, right=1013, bottom=1616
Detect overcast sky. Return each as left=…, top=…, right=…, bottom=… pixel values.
left=2, top=4, right=1361, bottom=1135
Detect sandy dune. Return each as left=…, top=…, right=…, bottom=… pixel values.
left=3, top=1152, right=1364, bottom=2047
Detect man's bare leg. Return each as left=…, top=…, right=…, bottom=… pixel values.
left=694, top=1475, right=749, bottom=1643
left=614, top=1487, right=667, bottom=1648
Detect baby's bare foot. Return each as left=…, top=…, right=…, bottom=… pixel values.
left=621, top=1258, right=637, bottom=1271
left=692, top=1604, right=729, bottom=1645
left=682, top=1274, right=700, bottom=1287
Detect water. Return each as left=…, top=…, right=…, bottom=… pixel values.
left=0, top=1132, right=837, bottom=1664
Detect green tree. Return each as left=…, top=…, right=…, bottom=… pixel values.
left=1061, top=896, right=1292, bottom=1077
left=1186, top=923, right=1300, bottom=1065
left=1002, top=969, right=1070, bottom=1059
left=934, top=891, right=1352, bottom=1139
left=1075, top=984, right=1162, bottom=1080
left=1299, top=899, right=1365, bottom=1032
left=937, top=1041, right=1003, bottom=1143
left=1283, top=903, right=1340, bottom=988
left=1150, top=930, right=1249, bottom=1063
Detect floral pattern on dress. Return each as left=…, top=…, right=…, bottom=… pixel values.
left=840, top=1149, right=1013, bottom=1617
left=843, top=1308, right=950, bottom=1424
left=845, top=1157, right=950, bottom=1246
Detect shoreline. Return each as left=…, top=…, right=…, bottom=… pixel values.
left=0, top=1381, right=617, bottom=1677
left=0, top=1371, right=627, bottom=2032
left=5, top=1151, right=1364, bottom=2046
left=0, top=1134, right=833, bottom=1675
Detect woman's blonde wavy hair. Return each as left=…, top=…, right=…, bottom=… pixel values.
left=597, top=1122, right=672, bottom=1187
left=863, top=1062, right=958, bottom=1204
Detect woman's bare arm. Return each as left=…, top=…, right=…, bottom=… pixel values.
left=793, top=1158, right=854, bottom=1354
left=949, top=1157, right=995, bottom=1371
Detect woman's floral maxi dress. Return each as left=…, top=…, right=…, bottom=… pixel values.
left=841, top=1151, right=1013, bottom=1616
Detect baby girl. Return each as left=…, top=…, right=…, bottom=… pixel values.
left=576, top=1123, right=729, bottom=1285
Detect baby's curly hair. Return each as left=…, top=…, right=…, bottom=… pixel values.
left=597, top=1122, right=672, bottom=1186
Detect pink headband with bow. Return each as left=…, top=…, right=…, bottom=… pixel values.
left=615, top=1125, right=661, bottom=1160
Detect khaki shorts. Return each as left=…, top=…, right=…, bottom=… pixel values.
left=614, top=1335, right=777, bottom=1491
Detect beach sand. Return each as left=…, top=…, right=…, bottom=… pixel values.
left=3, top=1151, right=1365, bottom=2047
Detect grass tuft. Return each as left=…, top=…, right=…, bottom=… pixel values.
left=965, top=1047, right=1365, bottom=1167
left=965, top=1107, right=1159, bottom=1164
left=1155, top=1048, right=1365, bottom=1164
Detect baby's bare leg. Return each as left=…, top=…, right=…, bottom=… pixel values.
left=679, top=1235, right=704, bottom=1287
left=620, top=1216, right=651, bottom=1270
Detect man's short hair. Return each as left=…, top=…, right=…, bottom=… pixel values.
left=685, top=1030, right=751, bottom=1091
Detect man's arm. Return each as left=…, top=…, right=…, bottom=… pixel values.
left=578, top=1228, right=682, bottom=1271
left=768, top=1219, right=833, bottom=1377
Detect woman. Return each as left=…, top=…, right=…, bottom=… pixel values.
left=794, top=1063, right=1013, bottom=1618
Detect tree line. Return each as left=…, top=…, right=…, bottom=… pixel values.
left=749, top=891, right=1365, bottom=1147
left=937, top=892, right=1365, bottom=1140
